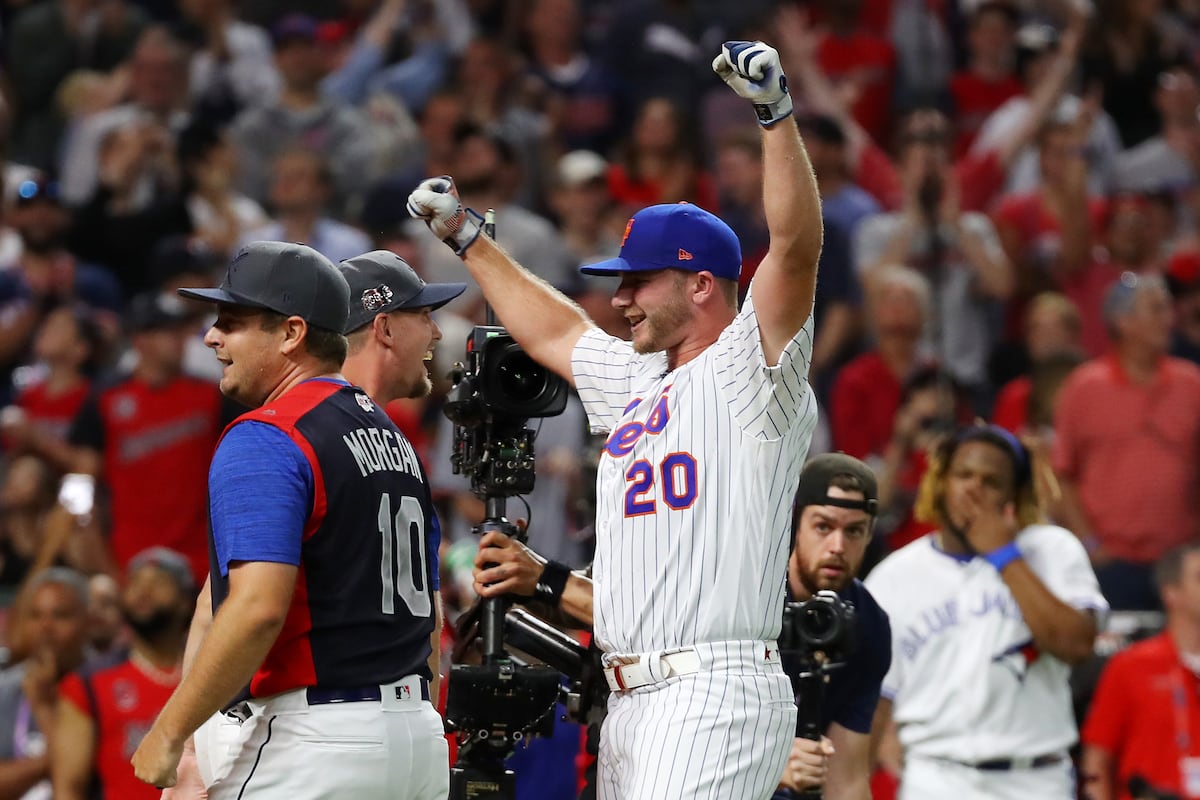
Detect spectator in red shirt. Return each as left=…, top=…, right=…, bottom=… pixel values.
left=992, top=106, right=1116, bottom=352
left=1, top=307, right=102, bottom=471
left=53, top=547, right=192, bottom=800
left=777, top=0, right=1089, bottom=216
left=607, top=96, right=717, bottom=216
left=992, top=291, right=1085, bottom=437
left=1053, top=272, right=1200, bottom=610
left=950, top=1, right=1022, bottom=157
left=1168, top=248, right=1200, bottom=365
left=873, top=365, right=973, bottom=554
left=830, top=263, right=932, bottom=461
left=1081, top=543, right=1200, bottom=800
left=811, top=0, right=896, bottom=147
left=67, top=293, right=231, bottom=584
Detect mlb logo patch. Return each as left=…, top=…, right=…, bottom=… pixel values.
left=356, top=394, right=374, bottom=412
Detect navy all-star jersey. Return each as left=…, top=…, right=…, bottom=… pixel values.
left=207, top=378, right=440, bottom=699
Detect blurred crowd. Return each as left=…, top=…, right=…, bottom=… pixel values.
left=0, top=0, right=1193, bottom=796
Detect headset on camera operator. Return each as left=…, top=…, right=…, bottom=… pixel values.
left=776, top=453, right=892, bottom=800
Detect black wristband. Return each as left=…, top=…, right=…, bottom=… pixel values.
left=535, top=560, right=571, bottom=605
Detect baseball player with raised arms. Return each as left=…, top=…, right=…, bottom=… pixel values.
left=865, top=423, right=1107, bottom=799
left=409, top=39, right=821, bottom=799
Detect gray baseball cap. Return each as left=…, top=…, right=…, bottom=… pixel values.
left=339, top=250, right=467, bottom=334
left=177, top=241, right=351, bottom=333
left=128, top=546, right=196, bottom=595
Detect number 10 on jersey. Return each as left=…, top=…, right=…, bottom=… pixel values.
left=379, top=493, right=431, bottom=617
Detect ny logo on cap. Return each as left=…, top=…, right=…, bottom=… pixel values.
left=361, top=285, right=394, bottom=312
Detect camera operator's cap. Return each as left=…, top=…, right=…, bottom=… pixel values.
left=339, top=250, right=467, bottom=334
left=796, top=453, right=879, bottom=515
left=128, top=546, right=196, bottom=595
left=579, top=202, right=742, bottom=282
left=177, top=241, right=351, bottom=333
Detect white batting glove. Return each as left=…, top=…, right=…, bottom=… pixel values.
left=712, top=40, right=793, bottom=127
left=406, top=176, right=484, bottom=256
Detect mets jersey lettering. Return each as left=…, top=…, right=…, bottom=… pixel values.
left=572, top=289, right=817, bottom=655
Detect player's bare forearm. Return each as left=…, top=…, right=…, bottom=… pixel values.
left=825, top=723, right=873, bottom=800
left=559, top=573, right=593, bottom=626
left=460, top=235, right=594, bottom=383
left=997, top=559, right=1097, bottom=664
left=868, top=698, right=899, bottom=778
left=753, top=117, right=822, bottom=361
left=149, top=563, right=294, bottom=747
left=428, top=595, right=443, bottom=703
left=182, top=578, right=213, bottom=679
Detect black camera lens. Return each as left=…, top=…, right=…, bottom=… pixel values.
left=495, top=348, right=549, bottom=405
left=797, top=603, right=838, bottom=645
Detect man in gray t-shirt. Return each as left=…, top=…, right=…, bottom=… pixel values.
left=0, top=569, right=91, bottom=800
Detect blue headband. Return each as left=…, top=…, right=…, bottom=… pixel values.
left=953, top=424, right=1032, bottom=487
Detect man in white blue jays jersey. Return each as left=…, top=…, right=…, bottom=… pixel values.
left=409, top=39, right=822, bottom=800
left=866, top=424, right=1107, bottom=800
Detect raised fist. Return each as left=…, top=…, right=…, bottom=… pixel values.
left=406, top=176, right=484, bottom=256
left=712, top=41, right=793, bottom=127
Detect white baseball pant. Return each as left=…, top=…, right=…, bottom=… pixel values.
left=197, top=676, right=448, bottom=800
left=901, top=753, right=1075, bottom=800
left=597, top=641, right=796, bottom=799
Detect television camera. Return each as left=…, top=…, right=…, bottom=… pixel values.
left=778, top=590, right=858, bottom=800
left=443, top=323, right=597, bottom=800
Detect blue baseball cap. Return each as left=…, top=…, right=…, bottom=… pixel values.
left=579, top=203, right=742, bottom=281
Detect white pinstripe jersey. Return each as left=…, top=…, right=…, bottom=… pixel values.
left=571, top=289, right=817, bottom=655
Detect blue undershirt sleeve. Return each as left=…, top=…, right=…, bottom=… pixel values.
left=208, top=421, right=313, bottom=575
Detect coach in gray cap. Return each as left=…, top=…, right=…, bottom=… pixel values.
left=174, top=240, right=351, bottom=406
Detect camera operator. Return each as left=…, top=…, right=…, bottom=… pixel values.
left=472, top=531, right=603, bottom=798
left=776, top=454, right=892, bottom=800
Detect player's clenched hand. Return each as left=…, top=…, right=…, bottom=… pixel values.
left=406, top=176, right=484, bottom=256
left=777, top=736, right=834, bottom=792
left=959, top=488, right=1019, bottom=554
left=473, top=529, right=544, bottom=598
left=132, top=724, right=184, bottom=790
left=160, top=749, right=208, bottom=800
left=712, top=40, right=793, bottom=127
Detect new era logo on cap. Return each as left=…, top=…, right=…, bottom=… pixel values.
left=580, top=203, right=741, bottom=281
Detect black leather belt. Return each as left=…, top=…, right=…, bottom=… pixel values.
left=306, top=681, right=431, bottom=705
left=971, top=753, right=1065, bottom=771
left=224, top=679, right=431, bottom=722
